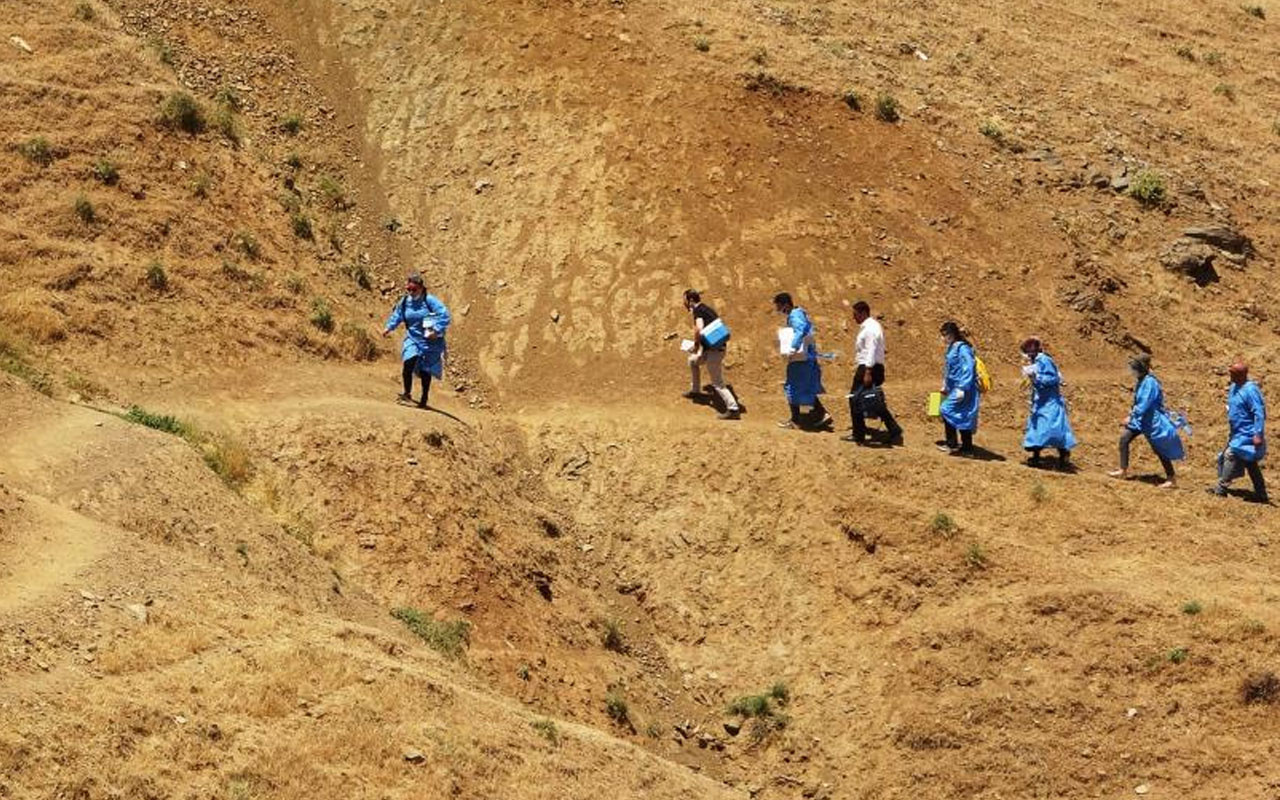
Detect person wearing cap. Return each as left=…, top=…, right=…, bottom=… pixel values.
left=843, top=300, right=903, bottom=446
left=774, top=292, right=831, bottom=430
left=681, top=289, right=741, bottom=420
left=1211, top=361, right=1268, bottom=503
left=1109, top=353, right=1183, bottom=488
left=382, top=272, right=451, bottom=408
left=1019, top=337, right=1076, bottom=469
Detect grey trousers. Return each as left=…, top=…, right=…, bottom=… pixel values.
left=1217, top=449, right=1267, bottom=499
left=690, top=349, right=739, bottom=411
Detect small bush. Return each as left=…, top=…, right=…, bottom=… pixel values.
left=74, top=2, right=95, bottom=21
left=279, top=114, right=304, bottom=135
left=318, top=176, right=348, bottom=210
left=1245, top=618, right=1266, bottom=635
left=391, top=607, right=471, bottom=657
left=842, top=90, right=862, bottom=111
left=1181, top=600, right=1203, bottom=615
left=930, top=512, right=956, bottom=536
left=1242, top=4, right=1266, bottom=18
left=124, top=406, right=190, bottom=437
left=1242, top=671, right=1279, bottom=704
left=204, top=435, right=252, bottom=486
left=73, top=195, right=96, bottom=224
left=285, top=275, right=307, bottom=293
left=233, top=230, right=260, bottom=259
left=728, top=682, right=789, bottom=718
left=604, top=691, right=630, bottom=724
left=309, top=298, right=334, bottom=332
left=214, top=85, right=243, bottom=111
left=144, top=262, right=168, bottom=291
left=1203, top=50, right=1225, bottom=67
left=284, top=152, right=302, bottom=170
left=965, top=543, right=989, bottom=569
left=602, top=618, right=626, bottom=653
left=694, top=36, right=710, bottom=52
left=340, top=323, right=378, bottom=361
left=291, top=212, right=313, bottom=240
left=1030, top=481, right=1048, bottom=503
left=1128, top=170, right=1167, bottom=208
left=749, top=47, right=768, bottom=65
left=149, top=37, right=175, bottom=66
left=346, top=262, right=372, bottom=290
left=92, top=158, right=119, bottom=185
left=874, top=94, right=901, bottom=123
left=18, top=137, right=55, bottom=166
left=158, top=91, right=205, bottom=134
left=66, top=373, right=107, bottom=399
left=1174, top=44, right=1196, bottom=61
left=516, top=663, right=531, bottom=681
left=220, top=259, right=259, bottom=286
left=743, top=71, right=803, bottom=96
left=213, top=107, right=242, bottom=146
left=1213, top=83, right=1237, bottom=102
left=530, top=719, right=559, bottom=745
left=979, top=119, right=1005, bottom=142
left=1168, top=647, right=1189, bottom=664
left=191, top=172, right=212, bottom=198
left=0, top=335, right=53, bottom=396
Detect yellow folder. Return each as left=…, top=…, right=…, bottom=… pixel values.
left=927, top=391, right=943, bottom=417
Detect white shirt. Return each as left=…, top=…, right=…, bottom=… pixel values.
left=855, top=316, right=886, bottom=367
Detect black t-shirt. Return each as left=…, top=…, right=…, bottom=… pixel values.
left=692, top=303, right=725, bottom=350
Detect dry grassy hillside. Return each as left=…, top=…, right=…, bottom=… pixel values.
left=3, top=0, right=1280, bottom=798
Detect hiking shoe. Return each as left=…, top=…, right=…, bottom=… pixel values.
left=718, top=410, right=740, bottom=420
left=681, top=390, right=703, bottom=400
left=840, top=434, right=865, bottom=445
left=396, top=393, right=413, bottom=405
left=885, top=430, right=904, bottom=447
left=936, top=442, right=955, bottom=453
left=1206, top=487, right=1227, bottom=497
left=777, top=420, right=798, bottom=429
left=817, top=413, right=834, bottom=428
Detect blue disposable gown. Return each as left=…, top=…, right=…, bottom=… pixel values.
left=1022, top=352, right=1077, bottom=450
left=1127, top=373, right=1184, bottom=461
left=940, top=341, right=980, bottom=431
left=1226, top=380, right=1267, bottom=462
left=783, top=307, right=824, bottom=406
left=384, top=294, right=452, bottom=378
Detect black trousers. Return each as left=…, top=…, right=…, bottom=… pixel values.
left=850, top=364, right=902, bottom=442
left=1119, top=428, right=1174, bottom=478
left=944, top=422, right=974, bottom=451
left=402, top=357, right=432, bottom=407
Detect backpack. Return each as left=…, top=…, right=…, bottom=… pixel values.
left=975, top=355, right=993, bottom=394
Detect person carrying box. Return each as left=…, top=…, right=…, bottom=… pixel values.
left=681, top=289, right=741, bottom=420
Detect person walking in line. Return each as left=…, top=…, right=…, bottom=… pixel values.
left=1108, top=353, right=1183, bottom=489
left=937, top=321, right=980, bottom=455
left=774, top=292, right=832, bottom=430
left=1019, top=337, right=1076, bottom=470
left=843, top=300, right=903, bottom=446
left=1210, top=361, right=1268, bottom=503
left=681, top=289, right=740, bottom=420
left=382, top=271, right=451, bottom=409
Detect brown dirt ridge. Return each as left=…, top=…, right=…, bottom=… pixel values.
left=2, top=0, right=1279, bottom=798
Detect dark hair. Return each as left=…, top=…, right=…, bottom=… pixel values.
left=852, top=300, right=871, bottom=315
left=1129, top=353, right=1152, bottom=375
left=773, top=292, right=793, bottom=307
left=683, top=289, right=701, bottom=303
left=939, top=320, right=968, bottom=345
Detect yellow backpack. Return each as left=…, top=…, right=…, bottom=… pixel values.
left=975, top=356, right=993, bottom=394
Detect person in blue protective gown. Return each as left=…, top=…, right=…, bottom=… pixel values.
left=936, top=321, right=979, bottom=456
left=774, top=292, right=831, bottom=430
left=1210, top=361, right=1268, bottom=503
left=1108, top=353, right=1183, bottom=489
left=381, top=271, right=451, bottom=409
left=1019, top=337, right=1077, bottom=470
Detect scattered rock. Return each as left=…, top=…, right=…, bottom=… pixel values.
left=1135, top=784, right=1150, bottom=795
left=473, top=179, right=493, bottom=194
left=1183, top=224, right=1252, bottom=256
left=723, top=720, right=741, bottom=736
left=1159, top=240, right=1219, bottom=286
left=549, top=309, right=560, bottom=323
left=123, top=603, right=149, bottom=623
left=529, top=570, right=553, bottom=601
left=9, top=36, right=33, bottom=54
left=403, top=749, right=426, bottom=764
left=1110, top=168, right=1130, bottom=192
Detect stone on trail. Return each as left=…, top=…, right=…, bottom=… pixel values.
left=403, top=749, right=426, bottom=764
left=1183, top=224, right=1252, bottom=255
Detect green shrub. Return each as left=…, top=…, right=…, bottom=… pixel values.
left=279, top=114, right=304, bottom=135
left=1128, top=169, right=1167, bottom=208
left=74, top=2, right=95, bottom=21
left=530, top=719, right=559, bottom=745
left=149, top=37, right=175, bottom=66
left=874, top=94, right=901, bottom=123
left=309, top=298, right=334, bottom=332
left=1213, top=83, right=1237, bottom=102
left=1174, top=44, right=1196, bottom=61
left=73, top=195, right=96, bottom=224
left=158, top=91, right=205, bottom=134
left=965, top=543, right=989, bottom=569
left=727, top=682, right=789, bottom=718
left=233, top=230, right=260, bottom=259
left=1242, top=4, right=1266, bottom=18
left=0, top=335, right=53, bottom=396
left=92, top=158, right=119, bottom=185
left=145, top=262, right=168, bottom=291
left=1167, top=647, right=1189, bottom=664
left=284, top=152, right=302, bottom=170
left=291, top=212, right=313, bottom=240
left=214, top=85, right=243, bottom=111
left=979, top=119, right=1005, bottom=142
left=842, top=90, right=862, bottom=111
left=694, top=36, right=710, bottom=52
left=391, top=607, right=471, bottom=657
left=123, top=406, right=190, bottom=437
left=604, top=691, right=630, bottom=724
left=346, top=262, right=372, bottom=290
left=930, top=511, right=956, bottom=536
left=318, top=176, right=348, bottom=209
left=213, top=107, right=242, bottom=145
left=1203, top=50, right=1225, bottom=67
left=602, top=618, right=626, bottom=653
left=191, top=173, right=212, bottom=198
left=1181, top=600, right=1203, bottom=615
left=18, top=137, right=55, bottom=166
